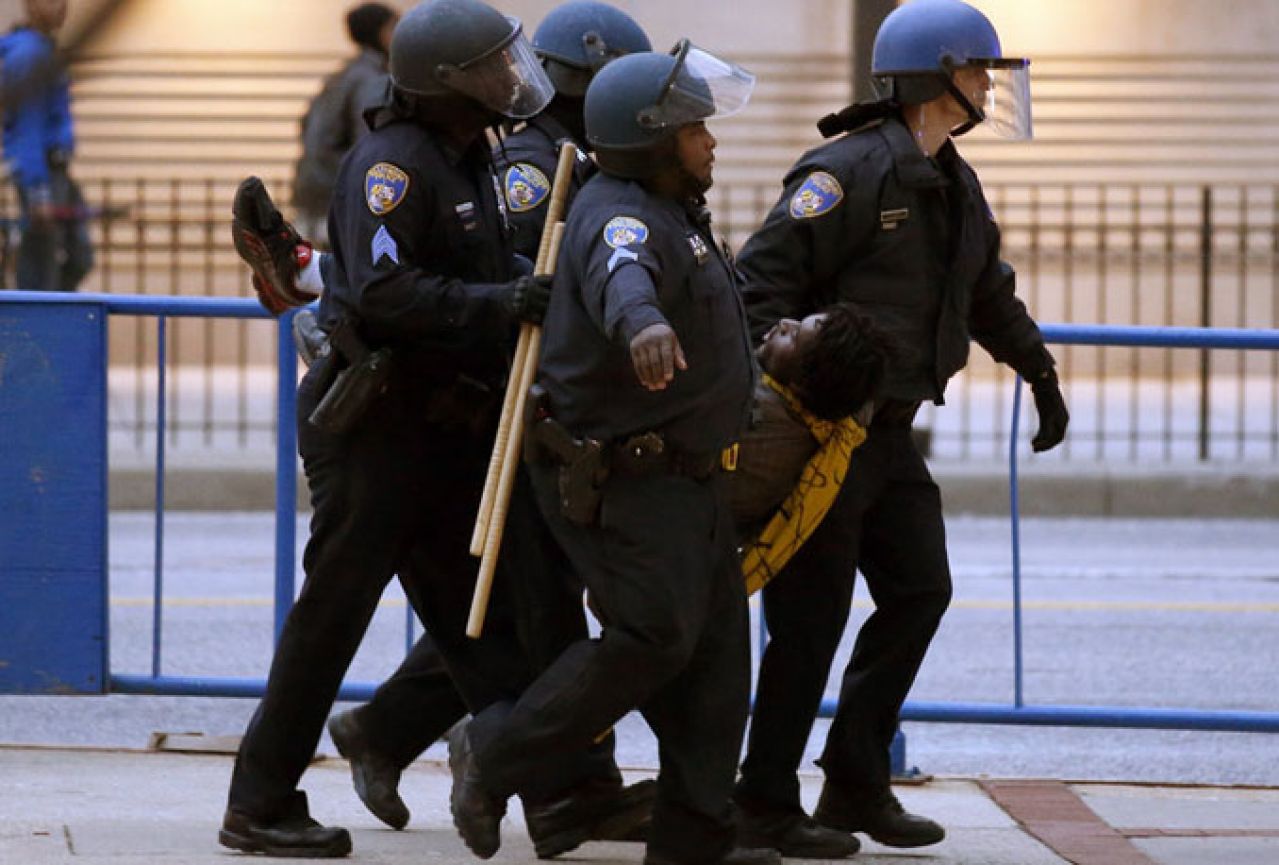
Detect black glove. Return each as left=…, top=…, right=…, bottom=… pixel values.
left=1029, top=369, right=1069, bottom=453
left=501, top=274, right=552, bottom=325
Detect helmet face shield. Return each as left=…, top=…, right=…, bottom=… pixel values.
left=636, top=41, right=755, bottom=132
left=437, top=24, right=555, bottom=119
left=980, top=60, right=1032, bottom=140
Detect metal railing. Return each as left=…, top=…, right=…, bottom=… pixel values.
left=891, top=323, right=1279, bottom=735
left=3, top=292, right=1259, bottom=735
left=6, top=178, right=1279, bottom=462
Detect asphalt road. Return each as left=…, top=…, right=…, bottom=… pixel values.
left=2, top=512, right=1276, bottom=787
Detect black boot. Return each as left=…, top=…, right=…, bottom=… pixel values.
left=327, top=709, right=409, bottom=830
left=734, top=802, right=860, bottom=859
left=814, top=785, right=944, bottom=848
left=447, top=723, right=507, bottom=859
left=219, top=807, right=351, bottom=858
left=524, top=777, right=656, bottom=858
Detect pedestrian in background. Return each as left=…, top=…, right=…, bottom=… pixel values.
left=2, top=0, right=93, bottom=292
left=291, top=2, right=399, bottom=248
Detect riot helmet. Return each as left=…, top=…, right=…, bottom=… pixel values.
left=389, top=0, right=555, bottom=119
left=871, top=0, right=1031, bottom=139
left=586, top=41, right=754, bottom=179
left=533, top=2, right=652, bottom=98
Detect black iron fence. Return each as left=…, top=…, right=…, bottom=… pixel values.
left=2, top=177, right=1277, bottom=463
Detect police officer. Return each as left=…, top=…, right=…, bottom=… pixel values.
left=312, top=4, right=659, bottom=857
left=448, top=47, right=778, bottom=865
left=497, top=0, right=651, bottom=260
left=218, top=0, right=562, bottom=857
left=733, top=0, right=1069, bottom=852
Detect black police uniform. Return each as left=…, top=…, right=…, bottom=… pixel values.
left=325, top=108, right=630, bottom=814
left=226, top=99, right=555, bottom=823
left=466, top=172, right=756, bottom=864
left=734, top=114, right=1054, bottom=816
left=495, top=112, right=595, bottom=260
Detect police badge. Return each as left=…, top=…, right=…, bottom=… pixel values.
left=603, top=216, right=649, bottom=248
left=365, top=162, right=410, bottom=216
left=504, top=163, right=551, bottom=213
left=788, top=171, right=844, bottom=219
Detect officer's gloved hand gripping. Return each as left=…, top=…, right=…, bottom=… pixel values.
left=499, top=273, right=553, bottom=325
left=629, top=322, right=687, bottom=391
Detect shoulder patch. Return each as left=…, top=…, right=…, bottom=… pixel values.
left=504, top=163, right=551, bottom=213
left=366, top=162, right=410, bottom=216
left=603, top=216, right=649, bottom=249
left=788, top=171, right=844, bottom=219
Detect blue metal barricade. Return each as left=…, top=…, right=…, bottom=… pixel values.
left=3, top=291, right=1278, bottom=737
left=0, top=292, right=298, bottom=695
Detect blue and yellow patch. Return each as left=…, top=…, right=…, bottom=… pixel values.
left=788, top=171, right=843, bottom=219
left=603, top=216, right=649, bottom=249
left=365, top=162, right=410, bottom=216
left=504, top=163, right=550, bottom=213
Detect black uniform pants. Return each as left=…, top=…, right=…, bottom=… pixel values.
left=734, top=425, right=953, bottom=814
left=227, top=368, right=567, bottom=819
left=468, top=463, right=750, bottom=865
left=344, top=465, right=624, bottom=804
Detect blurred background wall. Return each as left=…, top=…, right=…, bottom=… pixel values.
left=4, top=0, right=1277, bottom=192
left=4, top=1, right=1278, bottom=461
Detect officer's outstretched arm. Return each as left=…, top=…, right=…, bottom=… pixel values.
left=576, top=214, right=684, bottom=390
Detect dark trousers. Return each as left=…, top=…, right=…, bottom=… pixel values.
left=346, top=465, right=624, bottom=804
left=468, top=463, right=750, bottom=865
left=227, top=367, right=538, bottom=820
left=734, top=425, right=953, bottom=814
left=15, top=166, right=93, bottom=292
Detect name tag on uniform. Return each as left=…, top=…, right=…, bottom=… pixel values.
left=687, top=231, right=710, bottom=265
left=880, top=208, right=909, bottom=230
left=456, top=201, right=480, bottom=232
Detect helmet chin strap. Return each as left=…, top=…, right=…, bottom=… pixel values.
left=942, top=74, right=986, bottom=138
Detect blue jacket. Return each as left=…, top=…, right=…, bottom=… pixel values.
left=2, top=26, right=74, bottom=195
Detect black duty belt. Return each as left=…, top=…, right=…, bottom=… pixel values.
left=609, top=432, right=723, bottom=481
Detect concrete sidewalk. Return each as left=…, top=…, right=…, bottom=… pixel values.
left=3, top=745, right=1278, bottom=865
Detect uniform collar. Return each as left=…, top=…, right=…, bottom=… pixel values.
left=878, top=117, right=952, bottom=190
left=650, top=189, right=709, bottom=227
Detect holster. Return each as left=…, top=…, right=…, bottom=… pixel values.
left=524, top=384, right=607, bottom=526
left=307, top=317, right=393, bottom=435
